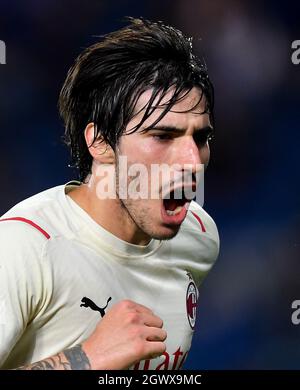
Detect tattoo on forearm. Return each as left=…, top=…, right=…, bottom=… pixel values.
left=64, top=345, right=91, bottom=370
left=15, top=344, right=91, bottom=370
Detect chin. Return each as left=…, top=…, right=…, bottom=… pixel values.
left=148, top=225, right=181, bottom=241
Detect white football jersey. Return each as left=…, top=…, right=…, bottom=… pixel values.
left=0, top=182, right=219, bottom=369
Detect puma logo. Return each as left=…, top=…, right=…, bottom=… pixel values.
left=80, top=296, right=112, bottom=318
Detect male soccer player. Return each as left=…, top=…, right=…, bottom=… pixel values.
left=0, top=18, right=219, bottom=370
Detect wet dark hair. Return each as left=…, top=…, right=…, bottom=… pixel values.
left=59, top=17, right=214, bottom=181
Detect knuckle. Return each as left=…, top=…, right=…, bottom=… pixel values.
left=133, top=340, right=147, bottom=359
left=119, top=299, right=133, bottom=310
left=152, top=314, right=163, bottom=327
left=129, top=325, right=142, bottom=339
left=126, top=312, right=141, bottom=324
left=159, top=342, right=167, bottom=354
left=148, top=342, right=166, bottom=359
left=145, top=307, right=154, bottom=315
left=161, top=329, right=167, bottom=340
left=158, top=318, right=164, bottom=328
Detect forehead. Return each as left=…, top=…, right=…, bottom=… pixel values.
left=130, top=87, right=209, bottom=130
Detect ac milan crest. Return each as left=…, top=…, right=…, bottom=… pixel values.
left=186, top=276, right=197, bottom=330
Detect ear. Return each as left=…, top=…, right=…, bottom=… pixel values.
left=84, top=123, right=115, bottom=164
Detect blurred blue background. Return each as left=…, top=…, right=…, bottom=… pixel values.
left=0, top=0, right=299, bottom=369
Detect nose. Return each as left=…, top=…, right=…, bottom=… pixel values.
left=177, top=136, right=206, bottom=169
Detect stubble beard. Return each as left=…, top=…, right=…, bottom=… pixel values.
left=115, top=168, right=181, bottom=242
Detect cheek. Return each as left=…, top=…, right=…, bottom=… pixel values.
left=139, top=143, right=157, bottom=160
left=201, top=144, right=210, bottom=165
left=123, top=138, right=162, bottom=164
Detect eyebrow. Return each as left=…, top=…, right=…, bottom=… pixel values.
left=147, top=125, right=214, bottom=134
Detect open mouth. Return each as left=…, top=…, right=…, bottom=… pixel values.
left=163, top=184, right=196, bottom=216
left=163, top=195, right=188, bottom=216
left=162, top=186, right=194, bottom=216
left=160, top=184, right=196, bottom=225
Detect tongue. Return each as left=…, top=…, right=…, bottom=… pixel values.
left=164, top=198, right=186, bottom=211
left=164, top=199, right=178, bottom=211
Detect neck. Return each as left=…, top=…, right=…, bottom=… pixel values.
left=67, top=178, right=152, bottom=246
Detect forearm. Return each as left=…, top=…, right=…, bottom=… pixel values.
left=15, top=345, right=91, bottom=370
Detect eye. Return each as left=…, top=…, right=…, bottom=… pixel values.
left=152, top=133, right=173, bottom=141
left=194, top=131, right=214, bottom=146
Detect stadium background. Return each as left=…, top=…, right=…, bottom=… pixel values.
left=0, top=0, right=299, bottom=369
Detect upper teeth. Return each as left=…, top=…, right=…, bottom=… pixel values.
left=166, top=206, right=183, bottom=216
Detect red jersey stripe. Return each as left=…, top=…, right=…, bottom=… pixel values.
left=191, top=211, right=206, bottom=233
left=0, top=217, right=50, bottom=239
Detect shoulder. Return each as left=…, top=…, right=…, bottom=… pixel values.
left=0, top=208, right=54, bottom=321
left=0, top=185, right=67, bottom=272
left=169, top=201, right=220, bottom=284
left=0, top=214, right=50, bottom=277
left=0, top=205, right=55, bottom=365
left=0, top=190, right=59, bottom=306
left=0, top=184, right=78, bottom=241
left=0, top=212, right=50, bottom=248
left=183, top=201, right=219, bottom=246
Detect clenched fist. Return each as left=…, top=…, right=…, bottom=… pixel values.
left=82, top=299, right=167, bottom=370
